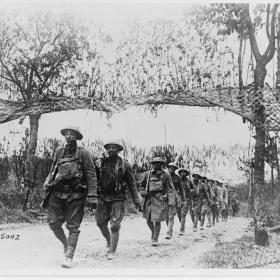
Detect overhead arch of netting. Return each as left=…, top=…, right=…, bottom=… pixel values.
left=0, top=85, right=280, bottom=132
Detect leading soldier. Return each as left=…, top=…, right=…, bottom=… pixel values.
left=95, top=141, right=141, bottom=260
left=43, top=125, right=98, bottom=268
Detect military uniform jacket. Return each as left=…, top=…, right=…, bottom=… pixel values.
left=181, top=178, right=193, bottom=200
left=140, top=168, right=175, bottom=222
left=47, top=146, right=98, bottom=200
left=190, top=181, right=203, bottom=202
left=171, top=173, right=186, bottom=203
left=97, top=156, right=140, bottom=204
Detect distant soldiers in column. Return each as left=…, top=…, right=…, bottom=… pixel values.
left=95, top=141, right=142, bottom=260
left=43, top=125, right=98, bottom=268
left=178, top=168, right=194, bottom=235
left=165, top=162, right=186, bottom=239
left=140, top=157, right=175, bottom=246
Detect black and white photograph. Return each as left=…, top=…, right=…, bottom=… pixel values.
left=0, top=0, right=279, bottom=278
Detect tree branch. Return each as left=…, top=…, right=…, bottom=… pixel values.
left=238, top=36, right=244, bottom=88
left=242, top=4, right=262, bottom=62
left=263, top=4, right=279, bottom=64
left=266, top=4, right=271, bottom=41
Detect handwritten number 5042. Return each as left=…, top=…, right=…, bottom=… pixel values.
left=0, top=234, right=20, bottom=240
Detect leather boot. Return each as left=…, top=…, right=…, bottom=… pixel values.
left=166, top=218, right=174, bottom=239
left=107, top=232, right=119, bottom=260
left=99, top=225, right=111, bottom=250
left=152, top=223, right=160, bottom=246
left=52, top=228, right=67, bottom=254
left=61, top=232, right=79, bottom=268
left=179, top=217, right=186, bottom=235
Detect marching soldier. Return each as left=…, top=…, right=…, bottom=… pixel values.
left=231, top=191, right=240, bottom=217
left=165, top=162, right=186, bottom=239
left=199, top=176, right=213, bottom=230
left=95, top=141, right=141, bottom=260
left=178, top=168, right=194, bottom=235
left=221, top=184, right=229, bottom=221
left=190, top=172, right=202, bottom=232
left=216, top=181, right=224, bottom=223
left=140, top=157, right=175, bottom=246
left=43, top=125, right=98, bottom=268
left=209, top=179, right=219, bottom=225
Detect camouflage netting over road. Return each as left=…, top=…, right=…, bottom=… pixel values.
left=0, top=86, right=280, bottom=131
left=132, top=86, right=280, bottom=131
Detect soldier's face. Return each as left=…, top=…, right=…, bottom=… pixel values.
left=168, top=167, right=176, bottom=174
left=153, top=162, right=162, bottom=170
left=193, top=176, right=199, bottom=183
left=180, top=171, right=187, bottom=179
left=106, top=144, right=119, bottom=157
left=64, top=130, right=77, bottom=143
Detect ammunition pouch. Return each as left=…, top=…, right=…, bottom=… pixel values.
left=148, top=177, right=163, bottom=192
left=176, top=193, right=182, bottom=208
left=167, top=192, right=176, bottom=206
left=53, top=179, right=87, bottom=194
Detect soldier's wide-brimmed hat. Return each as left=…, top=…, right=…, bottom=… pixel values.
left=104, top=141, right=124, bottom=151
left=61, top=125, right=83, bottom=140
left=178, top=168, right=190, bottom=175
left=192, top=173, right=201, bottom=178
left=201, top=176, right=208, bottom=180
left=150, top=157, right=165, bottom=164
left=167, top=162, right=179, bottom=169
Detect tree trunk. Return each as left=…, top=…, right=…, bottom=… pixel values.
left=247, top=164, right=254, bottom=217
left=253, top=63, right=269, bottom=246
left=271, top=160, right=275, bottom=197
left=275, top=143, right=280, bottom=213
left=276, top=16, right=280, bottom=96
left=23, top=114, right=40, bottom=211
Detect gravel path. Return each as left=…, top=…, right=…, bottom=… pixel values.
left=0, top=214, right=250, bottom=276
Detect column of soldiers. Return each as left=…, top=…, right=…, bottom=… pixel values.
left=43, top=126, right=240, bottom=269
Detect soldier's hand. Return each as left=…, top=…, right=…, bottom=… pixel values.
left=140, top=191, right=147, bottom=198
left=135, top=203, right=143, bottom=212
left=95, top=159, right=102, bottom=169
left=43, top=181, right=52, bottom=192
left=86, top=197, right=98, bottom=211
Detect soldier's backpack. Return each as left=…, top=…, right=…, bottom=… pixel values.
left=56, top=147, right=83, bottom=183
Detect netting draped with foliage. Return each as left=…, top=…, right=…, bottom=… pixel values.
left=0, top=10, right=280, bottom=131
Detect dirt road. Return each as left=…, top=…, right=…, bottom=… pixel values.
left=0, top=214, right=250, bottom=276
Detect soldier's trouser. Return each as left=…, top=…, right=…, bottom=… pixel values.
left=47, top=194, right=86, bottom=258
left=216, top=203, right=221, bottom=222
left=180, top=199, right=191, bottom=232
left=211, top=203, right=218, bottom=225
left=146, top=212, right=161, bottom=241
left=193, top=200, right=201, bottom=229
left=201, top=199, right=211, bottom=227
left=166, top=205, right=177, bottom=235
left=95, top=199, right=125, bottom=253
left=232, top=204, right=238, bottom=217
